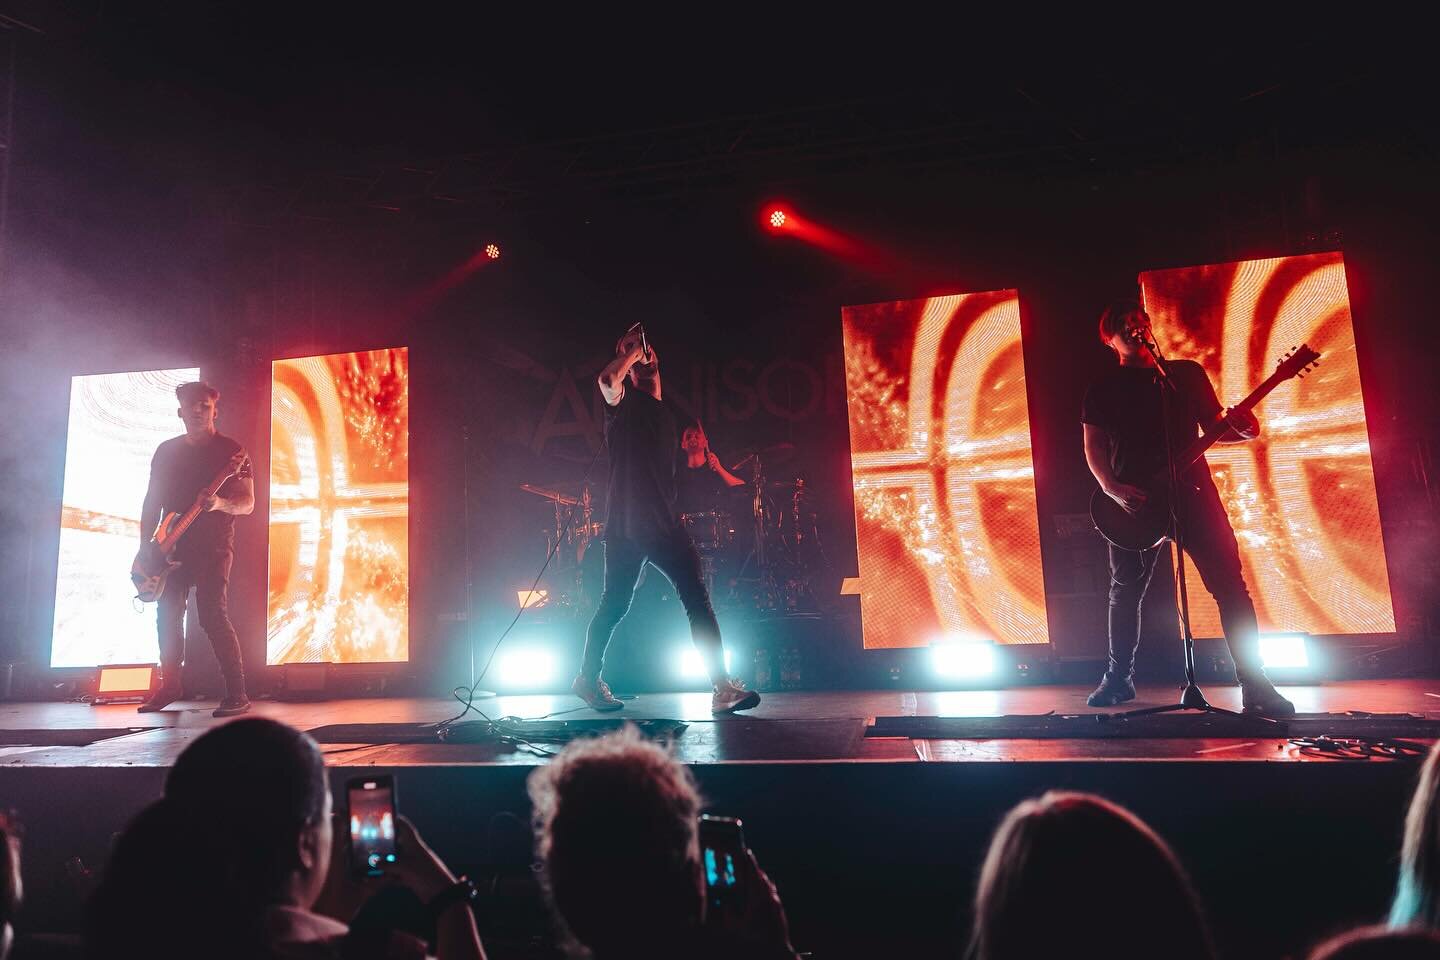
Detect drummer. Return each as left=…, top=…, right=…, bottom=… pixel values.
left=677, top=420, right=746, bottom=513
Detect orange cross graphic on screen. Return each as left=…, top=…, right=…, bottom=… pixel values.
left=845, top=293, right=1047, bottom=647
left=1143, top=253, right=1394, bottom=636
left=268, top=352, right=409, bottom=664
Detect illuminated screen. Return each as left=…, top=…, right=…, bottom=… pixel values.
left=1139, top=252, right=1395, bottom=637
left=842, top=292, right=1048, bottom=648
left=267, top=348, right=409, bottom=664
left=51, top=366, right=200, bottom=668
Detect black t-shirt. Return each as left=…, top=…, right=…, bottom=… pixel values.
left=675, top=460, right=729, bottom=515
left=1081, top=360, right=1223, bottom=484
left=148, top=432, right=248, bottom=557
left=603, top=388, right=680, bottom=542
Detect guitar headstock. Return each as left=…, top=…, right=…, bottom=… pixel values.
left=1276, top=344, right=1321, bottom=381
left=227, top=453, right=253, bottom=480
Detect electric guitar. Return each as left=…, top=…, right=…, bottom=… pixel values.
left=130, top=452, right=252, bottom=602
left=1090, top=345, right=1321, bottom=551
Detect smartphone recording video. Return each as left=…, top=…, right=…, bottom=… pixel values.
left=347, top=775, right=398, bottom=877
left=699, top=814, right=747, bottom=915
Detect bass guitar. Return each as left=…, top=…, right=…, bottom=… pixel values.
left=130, top=452, right=251, bottom=602
left=1090, top=345, right=1320, bottom=551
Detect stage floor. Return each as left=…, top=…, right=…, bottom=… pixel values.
left=2, top=678, right=1436, bottom=769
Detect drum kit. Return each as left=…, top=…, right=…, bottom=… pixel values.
left=518, top=442, right=830, bottom=617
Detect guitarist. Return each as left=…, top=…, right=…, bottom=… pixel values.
left=137, top=382, right=254, bottom=717
left=1082, top=301, right=1294, bottom=717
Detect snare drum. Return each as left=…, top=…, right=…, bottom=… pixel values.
left=680, top=510, right=734, bottom=551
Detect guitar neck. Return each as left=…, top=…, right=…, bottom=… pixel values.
left=1174, top=365, right=1293, bottom=472
left=162, top=469, right=236, bottom=548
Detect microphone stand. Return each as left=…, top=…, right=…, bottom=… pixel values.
left=1112, top=333, right=1261, bottom=724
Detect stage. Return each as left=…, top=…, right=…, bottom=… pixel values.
left=1, top=678, right=1437, bottom=767
left=0, top=679, right=1433, bottom=957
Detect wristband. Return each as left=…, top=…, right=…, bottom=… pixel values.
left=426, top=877, right=479, bottom=920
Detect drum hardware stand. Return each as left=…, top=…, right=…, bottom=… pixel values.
left=734, top=452, right=780, bottom=610
left=460, top=423, right=495, bottom=698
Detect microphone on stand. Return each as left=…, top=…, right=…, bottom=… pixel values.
left=1133, top=328, right=1173, bottom=381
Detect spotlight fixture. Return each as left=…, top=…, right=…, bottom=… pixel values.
left=676, top=647, right=735, bottom=680
left=929, top=637, right=997, bottom=680
left=767, top=209, right=788, bottom=229
left=495, top=648, right=556, bottom=689
left=485, top=243, right=501, bottom=260
left=1259, top=633, right=1310, bottom=670
left=93, top=664, right=157, bottom=705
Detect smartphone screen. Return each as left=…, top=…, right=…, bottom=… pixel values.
left=347, top=775, right=398, bottom=877
left=699, top=815, right=746, bottom=914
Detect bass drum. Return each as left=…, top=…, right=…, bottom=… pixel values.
left=680, top=510, right=735, bottom=552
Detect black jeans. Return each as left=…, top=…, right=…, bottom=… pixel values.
left=1106, top=482, right=1265, bottom=682
left=156, top=548, right=246, bottom=695
left=583, top=527, right=727, bottom=685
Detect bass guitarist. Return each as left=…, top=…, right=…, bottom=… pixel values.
left=1082, top=301, right=1294, bottom=717
left=137, top=381, right=254, bottom=717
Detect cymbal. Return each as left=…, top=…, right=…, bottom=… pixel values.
left=519, top=482, right=580, bottom=506
left=729, top=442, right=796, bottom=470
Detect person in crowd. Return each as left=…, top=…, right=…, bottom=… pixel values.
left=967, top=791, right=1214, bottom=960
left=1310, top=925, right=1440, bottom=960
left=86, top=718, right=484, bottom=960
left=527, top=725, right=796, bottom=959
left=1, top=812, right=20, bottom=960
left=1391, top=742, right=1440, bottom=930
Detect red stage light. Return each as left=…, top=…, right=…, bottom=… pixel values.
left=485, top=244, right=501, bottom=260
left=768, top=209, right=788, bottom=229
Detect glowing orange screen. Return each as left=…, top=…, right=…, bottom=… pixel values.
left=1139, top=253, right=1395, bottom=637
left=842, top=292, right=1048, bottom=648
left=267, top=348, right=409, bottom=664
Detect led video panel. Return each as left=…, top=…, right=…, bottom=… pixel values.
left=267, top=348, right=409, bottom=664
left=842, top=292, right=1048, bottom=648
left=51, top=366, right=200, bottom=668
left=1140, top=252, right=1395, bottom=637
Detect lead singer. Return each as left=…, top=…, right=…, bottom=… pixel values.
left=573, top=326, right=761, bottom=714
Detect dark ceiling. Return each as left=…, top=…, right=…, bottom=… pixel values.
left=3, top=5, right=1433, bottom=232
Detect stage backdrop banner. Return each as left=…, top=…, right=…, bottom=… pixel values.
left=267, top=348, right=409, bottom=664
left=51, top=366, right=200, bottom=668
left=1139, top=252, right=1395, bottom=638
left=841, top=292, right=1049, bottom=649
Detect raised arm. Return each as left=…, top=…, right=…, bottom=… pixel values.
left=597, top=333, right=650, bottom=407
left=707, top=451, right=746, bottom=488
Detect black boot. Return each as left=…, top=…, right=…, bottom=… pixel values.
left=1240, top=675, right=1296, bottom=718
left=213, top=674, right=251, bottom=718
left=1087, top=671, right=1136, bottom=707
left=137, top=684, right=183, bottom=713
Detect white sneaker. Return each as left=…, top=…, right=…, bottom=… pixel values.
left=711, top=678, right=761, bottom=714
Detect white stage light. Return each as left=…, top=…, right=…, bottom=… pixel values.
left=930, top=638, right=997, bottom=679
left=1260, top=634, right=1309, bottom=670
left=676, top=647, right=734, bottom=680
left=496, top=648, right=556, bottom=688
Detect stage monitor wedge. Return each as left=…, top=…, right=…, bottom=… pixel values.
left=842, top=292, right=1049, bottom=649
left=51, top=366, right=201, bottom=668
left=267, top=348, right=410, bottom=665
left=1139, top=252, right=1395, bottom=638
